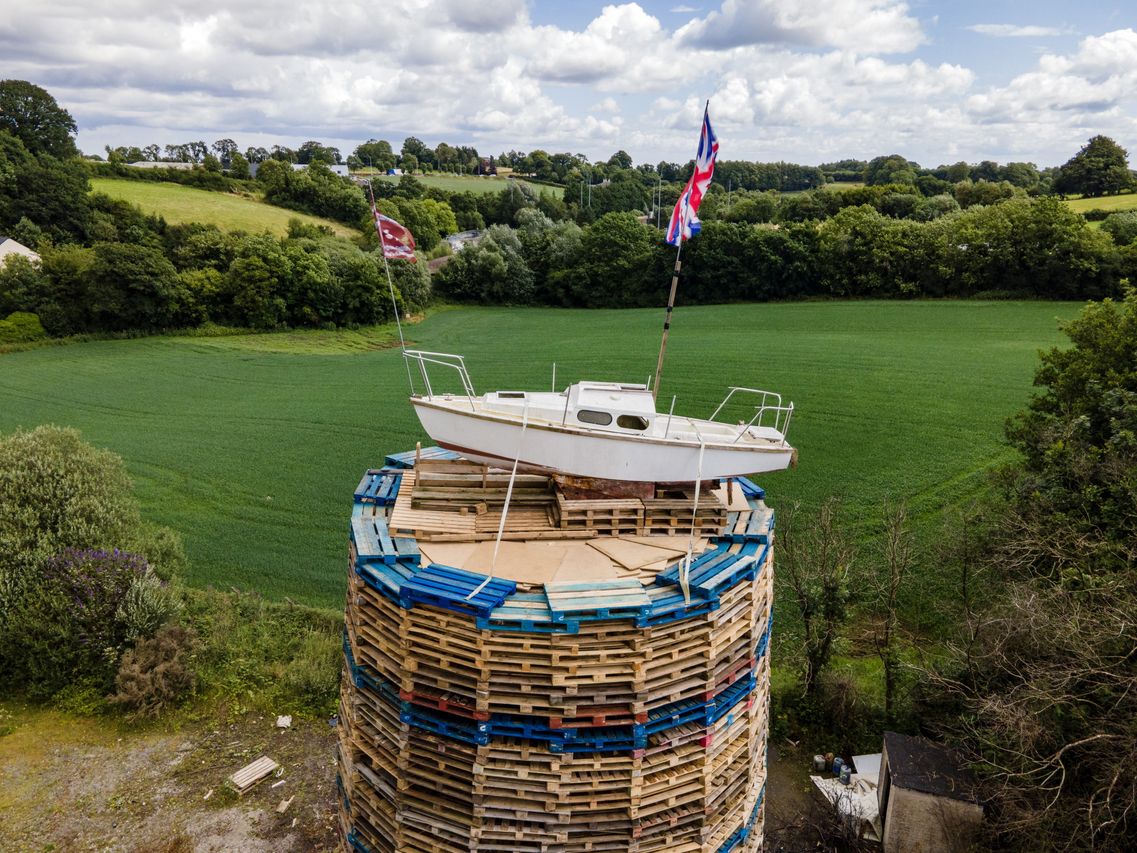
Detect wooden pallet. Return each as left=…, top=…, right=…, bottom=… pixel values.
left=226, top=756, right=278, bottom=795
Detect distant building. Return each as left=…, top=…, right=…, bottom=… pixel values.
left=878, top=731, right=983, bottom=853
left=292, top=162, right=350, bottom=178
left=445, top=230, right=482, bottom=253
left=247, top=162, right=351, bottom=179
left=127, top=161, right=195, bottom=170
left=0, top=237, right=40, bottom=266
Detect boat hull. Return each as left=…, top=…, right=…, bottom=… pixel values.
left=411, top=398, right=794, bottom=482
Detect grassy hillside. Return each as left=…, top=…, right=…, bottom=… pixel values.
left=364, top=173, right=561, bottom=196
left=89, top=178, right=359, bottom=238
left=0, top=302, right=1077, bottom=608
left=1064, top=192, right=1137, bottom=214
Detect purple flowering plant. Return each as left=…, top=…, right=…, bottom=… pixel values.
left=41, top=548, right=152, bottom=652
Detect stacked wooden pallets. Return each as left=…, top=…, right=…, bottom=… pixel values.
left=338, top=450, right=772, bottom=853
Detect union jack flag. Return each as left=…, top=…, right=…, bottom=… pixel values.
left=665, top=104, right=719, bottom=247
left=371, top=205, right=417, bottom=262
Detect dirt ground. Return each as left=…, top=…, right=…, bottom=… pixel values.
left=0, top=702, right=340, bottom=852
left=1, top=701, right=834, bottom=853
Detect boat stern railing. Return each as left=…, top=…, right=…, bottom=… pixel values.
left=404, top=350, right=477, bottom=407
left=709, top=386, right=795, bottom=445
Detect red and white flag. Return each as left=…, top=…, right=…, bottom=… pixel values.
left=371, top=206, right=417, bottom=262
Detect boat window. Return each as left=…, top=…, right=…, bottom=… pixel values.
left=498, top=392, right=526, bottom=399
left=616, top=415, right=649, bottom=431
left=577, top=409, right=613, bottom=426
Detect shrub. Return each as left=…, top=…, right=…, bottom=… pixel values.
left=116, top=571, right=181, bottom=642
left=109, top=624, right=196, bottom=719
left=0, top=426, right=140, bottom=613
left=0, top=310, right=46, bottom=343
left=1101, top=209, right=1137, bottom=245
left=0, top=426, right=185, bottom=700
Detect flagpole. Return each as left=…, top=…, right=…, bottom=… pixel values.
left=652, top=239, right=683, bottom=400
left=368, top=180, right=415, bottom=393
left=652, top=100, right=715, bottom=401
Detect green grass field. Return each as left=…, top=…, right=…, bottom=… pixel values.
left=1064, top=192, right=1137, bottom=214
left=0, top=302, right=1077, bottom=608
left=89, top=178, right=359, bottom=238
left=365, top=173, right=561, bottom=196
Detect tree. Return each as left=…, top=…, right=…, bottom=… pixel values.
left=922, top=292, right=1137, bottom=848
left=779, top=499, right=855, bottom=698
left=1101, top=210, right=1137, bottom=246
left=434, top=226, right=534, bottom=304
left=211, top=138, right=238, bottom=167
left=872, top=502, right=915, bottom=723
left=0, top=80, right=78, bottom=159
left=354, top=139, right=396, bottom=171
left=0, top=132, right=91, bottom=243
left=401, top=136, right=433, bottom=169
left=607, top=149, right=633, bottom=170
left=85, top=242, right=180, bottom=331
left=1054, top=135, right=1132, bottom=198
left=863, top=154, right=919, bottom=187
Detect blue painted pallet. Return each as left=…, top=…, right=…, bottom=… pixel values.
left=484, top=714, right=572, bottom=744
left=399, top=563, right=516, bottom=618
left=384, top=446, right=461, bottom=469
left=346, top=829, right=378, bottom=853
left=355, top=560, right=414, bottom=604
left=546, top=578, right=651, bottom=623
left=336, top=773, right=352, bottom=813
left=644, top=694, right=710, bottom=735
left=735, top=476, right=765, bottom=500
left=710, top=673, right=757, bottom=725
left=400, top=704, right=490, bottom=745
left=639, top=586, right=720, bottom=626
left=749, top=783, right=766, bottom=827
left=476, top=594, right=580, bottom=634
left=656, top=541, right=764, bottom=599
left=554, top=725, right=647, bottom=753
left=719, top=507, right=774, bottom=544
left=755, top=623, right=771, bottom=660
left=354, top=468, right=403, bottom=506
left=351, top=516, right=420, bottom=567
left=715, top=825, right=748, bottom=853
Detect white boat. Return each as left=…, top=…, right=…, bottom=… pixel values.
left=404, top=350, right=795, bottom=483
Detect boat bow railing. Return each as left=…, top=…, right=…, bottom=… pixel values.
left=404, top=350, right=477, bottom=409
left=709, top=387, right=794, bottom=445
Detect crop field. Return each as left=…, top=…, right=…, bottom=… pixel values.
left=0, top=302, right=1077, bottom=609
left=89, top=178, right=359, bottom=238
left=365, top=173, right=561, bottom=196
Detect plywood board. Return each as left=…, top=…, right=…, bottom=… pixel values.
left=587, top=537, right=685, bottom=571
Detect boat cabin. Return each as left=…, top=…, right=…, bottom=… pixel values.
left=568, top=382, right=656, bottom=433
left=482, top=382, right=658, bottom=436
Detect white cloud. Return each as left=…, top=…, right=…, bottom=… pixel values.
left=968, top=24, right=1067, bottom=38
left=966, top=29, right=1137, bottom=119
left=4, top=1, right=1135, bottom=168
left=670, top=5, right=700, bottom=12
left=678, top=0, right=924, bottom=53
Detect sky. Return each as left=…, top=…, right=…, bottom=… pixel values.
left=2, top=1, right=1136, bottom=169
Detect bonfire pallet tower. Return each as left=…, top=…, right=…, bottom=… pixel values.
left=335, top=447, right=774, bottom=852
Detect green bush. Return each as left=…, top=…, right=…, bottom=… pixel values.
left=0, top=426, right=186, bottom=700
left=0, top=426, right=140, bottom=611
left=0, top=310, right=46, bottom=343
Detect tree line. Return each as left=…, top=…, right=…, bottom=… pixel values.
left=4, top=78, right=1137, bottom=346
